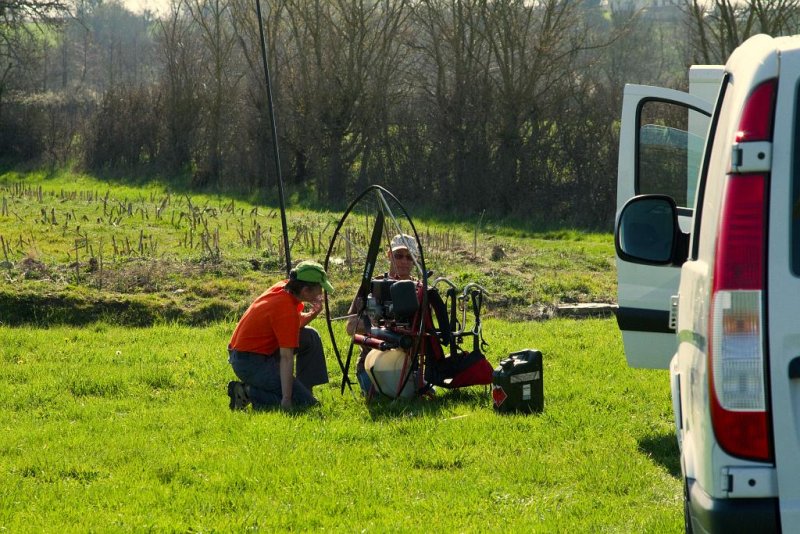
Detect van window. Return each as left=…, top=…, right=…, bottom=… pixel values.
left=637, top=100, right=708, bottom=208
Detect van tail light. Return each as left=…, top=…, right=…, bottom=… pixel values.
left=709, top=79, right=775, bottom=463
left=734, top=80, right=776, bottom=142
left=709, top=175, right=770, bottom=461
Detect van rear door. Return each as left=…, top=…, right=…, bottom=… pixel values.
left=767, top=57, right=800, bottom=528
left=616, top=84, right=713, bottom=368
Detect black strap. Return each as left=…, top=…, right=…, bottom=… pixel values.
left=341, top=210, right=385, bottom=393
left=471, top=290, right=488, bottom=352
left=427, top=288, right=451, bottom=347
left=446, top=287, right=458, bottom=358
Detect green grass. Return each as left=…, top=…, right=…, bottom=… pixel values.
left=0, top=318, right=681, bottom=532
left=0, top=170, right=666, bottom=529
left=0, top=170, right=617, bottom=325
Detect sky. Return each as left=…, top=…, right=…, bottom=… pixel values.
left=121, top=0, right=170, bottom=15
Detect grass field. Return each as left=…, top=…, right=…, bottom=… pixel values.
left=0, top=170, right=616, bottom=325
left=0, top=170, right=682, bottom=531
left=0, top=318, right=681, bottom=532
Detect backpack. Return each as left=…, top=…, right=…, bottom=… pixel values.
left=422, top=286, right=493, bottom=388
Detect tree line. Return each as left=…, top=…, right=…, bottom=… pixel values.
left=2, top=0, right=799, bottom=227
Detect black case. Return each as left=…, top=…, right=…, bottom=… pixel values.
left=492, top=349, right=543, bottom=414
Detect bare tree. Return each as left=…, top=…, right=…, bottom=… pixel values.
left=229, top=0, right=298, bottom=192
left=0, top=0, right=71, bottom=163
left=269, top=0, right=411, bottom=204
left=156, top=0, right=203, bottom=173
left=0, top=0, right=67, bottom=58
left=482, top=0, right=588, bottom=212
left=185, top=0, right=244, bottom=186
left=349, top=0, right=413, bottom=196
left=678, top=0, right=800, bottom=64
left=0, top=0, right=68, bottom=106
left=412, top=0, right=493, bottom=208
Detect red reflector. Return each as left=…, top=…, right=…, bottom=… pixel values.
left=735, top=79, right=777, bottom=142
left=713, top=175, right=765, bottom=291
left=709, top=402, right=771, bottom=461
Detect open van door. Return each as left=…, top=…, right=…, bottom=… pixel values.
left=616, top=82, right=715, bottom=368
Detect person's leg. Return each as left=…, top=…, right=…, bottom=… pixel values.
left=230, top=348, right=319, bottom=409
left=228, top=350, right=281, bottom=408
left=356, top=368, right=373, bottom=395
left=290, top=377, right=318, bottom=407
left=355, top=347, right=372, bottom=395
left=294, top=327, right=329, bottom=389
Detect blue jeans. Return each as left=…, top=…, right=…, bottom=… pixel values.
left=229, top=327, right=328, bottom=408
left=357, top=368, right=372, bottom=395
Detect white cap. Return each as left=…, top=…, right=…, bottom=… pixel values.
left=390, top=234, right=419, bottom=257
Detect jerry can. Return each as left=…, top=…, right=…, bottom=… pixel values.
left=492, top=349, right=543, bottom=414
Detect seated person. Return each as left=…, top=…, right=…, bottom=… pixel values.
left=346, top=234, right=419, bottom=395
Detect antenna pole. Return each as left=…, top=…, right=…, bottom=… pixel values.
left=255, top=0, right=291, bottom=276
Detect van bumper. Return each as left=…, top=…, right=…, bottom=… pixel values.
left=687, top=479, right=779, bottom=533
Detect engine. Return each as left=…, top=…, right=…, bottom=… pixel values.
left=365, top=277, right=419, bottom=327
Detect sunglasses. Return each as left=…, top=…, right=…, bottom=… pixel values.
left=392, top=252, right=413, bottom=261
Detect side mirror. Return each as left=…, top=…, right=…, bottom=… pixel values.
left=615, top=195, right=688, bottom=266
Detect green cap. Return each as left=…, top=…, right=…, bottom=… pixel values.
left=292, top=260, right=334, bottom=293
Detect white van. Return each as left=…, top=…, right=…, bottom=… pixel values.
left=615, top=34, right=800, bottom=532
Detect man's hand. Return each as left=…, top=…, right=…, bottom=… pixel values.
left=346, top=296, right=365, bottom=336
left=280, top=397, right=292, bottom=410
left=301, top=294, right=324, bottom=327
left=309, top=294, right=323, bottom=315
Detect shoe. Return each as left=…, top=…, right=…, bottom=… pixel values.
left=227, top=381, right=249, bottom=410
left=419, top=383, right=436, bottom=399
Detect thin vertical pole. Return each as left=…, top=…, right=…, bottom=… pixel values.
left=255, top=0, right=292, bottom=276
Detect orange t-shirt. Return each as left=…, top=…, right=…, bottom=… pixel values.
left=228, top=280, right=305, bottom=355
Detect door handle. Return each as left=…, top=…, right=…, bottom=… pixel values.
left=789, top=357, right=800, bottom=379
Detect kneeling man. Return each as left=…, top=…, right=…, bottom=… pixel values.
left=227, top=260, right=333, bottom=410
